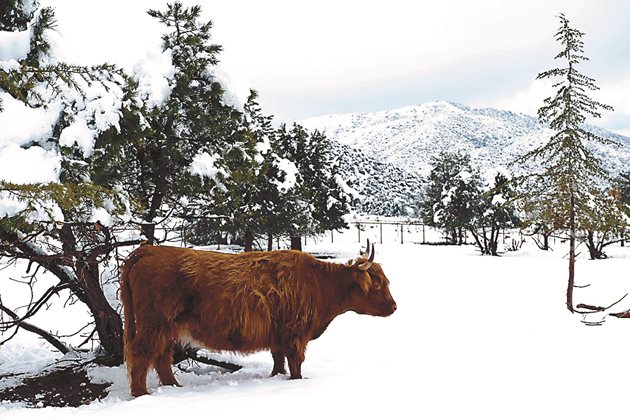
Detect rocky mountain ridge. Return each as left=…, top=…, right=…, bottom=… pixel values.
left=304, top=101, right=630, bottom=216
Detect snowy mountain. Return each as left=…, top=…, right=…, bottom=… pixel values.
left=304, top=101, right=630, bottom=178
left=304, top=101, right=630, bottom=216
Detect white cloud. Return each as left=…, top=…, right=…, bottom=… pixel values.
left=38, top=0, right=630, bottom=128
left=598, top=76, right=630, bottom=121
left=476, top=75, right=630, bottom=137
left=475, top=79, right=554, bottom=117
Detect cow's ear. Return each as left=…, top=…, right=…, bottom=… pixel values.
left=353, top=271, right=372, bottom=294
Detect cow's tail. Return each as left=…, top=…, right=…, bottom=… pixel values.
left=120, top=247, right=145, bottom=364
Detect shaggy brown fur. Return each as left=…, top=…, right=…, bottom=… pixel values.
left=120, top=245, right=396, bottom=397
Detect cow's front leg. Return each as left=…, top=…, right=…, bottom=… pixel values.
left=270, top=349, right=286, bottom=376
left=286, top=340, right=306, bottom=379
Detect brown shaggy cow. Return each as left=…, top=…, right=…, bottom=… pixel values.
left=120, top=242, right=396, bottom=397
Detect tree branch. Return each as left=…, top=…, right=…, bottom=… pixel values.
left=174, top=345, right=241, bottom=373
left=0, top=302, right=70, bottom=354
left=575, top=293, right=629, bottom=314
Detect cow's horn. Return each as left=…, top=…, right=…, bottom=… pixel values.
left=357, top=243, right=375, bottom=271
left=360, top=239, right=370, bottom=259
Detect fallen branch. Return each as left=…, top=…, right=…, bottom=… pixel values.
left=174, top=345, right=241, bottom=373
left=575, top=293, right=629, bottom=315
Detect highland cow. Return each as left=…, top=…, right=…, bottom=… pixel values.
left=120, top=242, right=396, bottom=396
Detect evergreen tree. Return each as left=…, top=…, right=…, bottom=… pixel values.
left=0, top=0, right=35, bottom=31
left=273, top=124, right=349, bottom=250
left=0, top=3, right=133, bottom=364
left=238, top=92, right=297, bottom=250
left=519, top=174, right=562, bottom=251
left=208, top=91, right=278, bottom=251
left=619, top=171, right=630, bottom=207
left=517, top=14, right=615, bottom=312
left=93, top=2, right=247, bottom=243
left=421, top=151, right=480, bottom=244
left=617, top=172, right=630, bottom=246
left=580, top=187, right=628, bottom=259
left=468, top=173, right=521, bottom=256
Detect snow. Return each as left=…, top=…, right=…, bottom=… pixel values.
left=274, top=157, right=297, bottom=193
left=334, top=173, right=359, bottom=199
left=133, top=50, right=175, bottom=109
left=491, top=193, right=507, bottom=206
left=189, top=151, right=227, bottom=190
left=0, top=143, right=60, bottom=185
left=59, top=118, right=97, bottom=158
left=209, top=64, right=250, bottom=112
left=0, top=93, right=61, bottom=148
left=1, top=225, right=629, bottom=419
left=254, top=135, right=271, bottom=163
left=91, top=207, right=113, bottom=226
left=302, top=101, right=630, bottom=178
left=0, top=30, right=30, bottom=61
left=458, top=170, right=472, bottom=182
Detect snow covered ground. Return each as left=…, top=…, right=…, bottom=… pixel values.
left=1, top=226, right=630, bottom=419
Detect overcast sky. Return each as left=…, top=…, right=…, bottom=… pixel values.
left=42, top=0, right=630, bottom=135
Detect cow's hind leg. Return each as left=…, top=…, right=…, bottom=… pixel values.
left=127, top=336, right=153, bottom=397
left=270, top=348, right=286, bottom=376
left=286, top=339, right=306, bottom=380
left=127, top=325, right=170, bottom=396
left=155, top=339, right=180, bottom=387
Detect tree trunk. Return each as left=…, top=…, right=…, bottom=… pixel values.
left=267, top=231, right=273, bottom=251
left=490, top=226, right=499, bottom=256
left=75, top=260, right=124, bottom=365
left=290, top=236, right=302, bottom=251
left=60, top=224, right=124, bottom=365
left=448, top=228, right=457, bottom=245
left=482, top=227, right=488, bottom=254
left=469, top=229, right=485, bottom=255
left=585, top=230, right=605, bottom=260
left=141, top=223, right=155, bottom=244
left=567, top=194, right=576, bottom=313
left=244, top=228, right=254, bottom=252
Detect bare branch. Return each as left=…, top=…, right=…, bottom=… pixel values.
left=0, top=301, right=70, bottom=354
left=174, top=345, right=241, bottom=373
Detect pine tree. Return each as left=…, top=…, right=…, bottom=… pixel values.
left=238, top=91, right=296, bottom=250
left=0, top=3, right=133, bottom=363
left=519, top=174, right=561, bottom=251
left=421, top=151, right=480, bottom=244
left=273, top=124, right=349, bottom=250
left=207, top=91, right=276, bottom=251
left=619, top=171, right=630, bottom=207
left=580, top=187, right=628, bottom=259
left=618, top=172, right=630, bottom=246
left=468, top=173, right=521, bottom=256
left=93, top=2, right=247, bottom=243
left=517, top=14, right=615, bottom=312
left=0, top=0, right=35, bottom=31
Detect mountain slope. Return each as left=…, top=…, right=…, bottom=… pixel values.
left=306, top=101, right=630, bottom=217
left=333, top=143, right=424, bottom=217
left=305, top=101, right=630, bottom=180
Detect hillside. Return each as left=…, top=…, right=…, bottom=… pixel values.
left=333, top=143, right=424, bottom=217
left=305, top=101, right=630, bottom=216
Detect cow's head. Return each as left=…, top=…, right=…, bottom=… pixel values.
left=347, top=240, right=397, bottom=317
